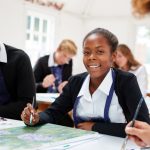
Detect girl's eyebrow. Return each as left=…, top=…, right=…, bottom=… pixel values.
left=95, top=45, right=103, bottom=48
left=83, top=46, right=90, bottom=49
left=83, top=45, right=103, bottom=49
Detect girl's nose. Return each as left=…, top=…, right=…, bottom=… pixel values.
left=89, top=53, right=96, bottom=60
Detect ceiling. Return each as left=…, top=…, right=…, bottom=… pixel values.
left=30, top=0, right=133, bottom=18
left=57, top=0, right=132, bottom=18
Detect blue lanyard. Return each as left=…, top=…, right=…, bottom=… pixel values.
left=47, top=66, right=63, bottom=93
left=73, top=96, right=82, bottom=127
left=104, top=70, right=115, bottom=122
left=51, top=66, right=63, bottom=86
left=73, top=70, right=116, bottom=127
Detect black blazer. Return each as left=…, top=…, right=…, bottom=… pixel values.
left=34, top=55, right=72, bottom=93
left=0, top=44, right=35, bottom=120
left=39, top=68, right=150, bottom=137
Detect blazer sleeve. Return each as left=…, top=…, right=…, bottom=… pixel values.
left=92, top=75, right=150, bottom=137
left=0, top=53, right=35, bottom=120
left=34, top=57, right=48, bottom=93
left=39, top=76, right=75, bottom=127
left=124, top=75, right=149, bottom=121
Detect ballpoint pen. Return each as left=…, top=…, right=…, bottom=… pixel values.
left=141, top=147, right=150, bottom=150
left=29, top=96, right=35, bottom=125
left=121, top=97, right=144, bottom=150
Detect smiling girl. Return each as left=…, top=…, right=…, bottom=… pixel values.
left=21, top=28, right=150, bottom=137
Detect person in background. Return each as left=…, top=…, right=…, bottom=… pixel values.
left=125, top=0, right=150, bottom=147
left=0, top=42, right=35, bottom=120
left=113, top=44, right=148, bottom=97
left=34, top=39, right=77, bottom=93
left=21, top=28, right=150, bottom=137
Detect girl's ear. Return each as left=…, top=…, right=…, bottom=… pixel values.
left=111, top=52, right=116, bottom=62
left=110, top=52, right=116, bottom=67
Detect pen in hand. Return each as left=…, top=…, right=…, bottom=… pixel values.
left=130, top=97, right=144, bottom=127
left=29, top=96, right=35, bottom=125
left=121, top=97, right=144, bottom=150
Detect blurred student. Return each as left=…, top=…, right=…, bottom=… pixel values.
left=124, top=0, right=150, bottom=147
left=0, top=42, right=35, bottom=120
left=114, top=44, right=148, bottom=97
left=21, top=28, right=149, bottom=137
left=34, top=39, right=77, bottom=93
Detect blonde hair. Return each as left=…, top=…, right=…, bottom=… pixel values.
left=57, top=39, right=77, bottom=55
left=132, top=0, right=150, bottom=16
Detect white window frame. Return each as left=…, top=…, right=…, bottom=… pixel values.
left=25, top=2, right=56, bottom=67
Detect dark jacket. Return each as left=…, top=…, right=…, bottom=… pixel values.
left=34, top=55, right=72, bottom=93
left=39, top=68, right=150, bottom=137
left=0, top=44, right=35, bottom=120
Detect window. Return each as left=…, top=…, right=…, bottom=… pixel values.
left=25, top=10, right=55, bottom=67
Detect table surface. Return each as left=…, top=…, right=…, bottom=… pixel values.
left=0, top=118, right=140, bottom=150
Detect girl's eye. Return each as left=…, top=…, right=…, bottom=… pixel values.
left=97, top=50, right=104, bottom=54
left=83, top=51, right=90, bottom=55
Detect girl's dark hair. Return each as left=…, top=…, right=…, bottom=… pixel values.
left=83, top=28, right=118, bottom=53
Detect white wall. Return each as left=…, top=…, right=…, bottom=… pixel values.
left=0, top=0, right=26, bottom=49
left=84, top=16, right=137, bottom=50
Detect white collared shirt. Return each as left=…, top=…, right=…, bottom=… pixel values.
left=76, top=69, right=126, bottom=123
left=0, top=42, right=7, bottom=63
left=48, top=52, right=58, bottom=67
left=129, top=66, right=148, bottom=97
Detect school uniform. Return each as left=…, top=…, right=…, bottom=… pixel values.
left=39, top=68, right=150, bottom=137
left=0, top=43, right=35, bottom=120
left=34, top=53, right=72, bottom=93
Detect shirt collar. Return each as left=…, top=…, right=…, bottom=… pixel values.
left=0, top=42, right=7, bottom=63
left=78, top=69, right=113, bottom=97
left=48, top=52, right=58, bottom=67
left=98, top=69, right=113, bottom=95
left=78, top=74, right=90, bottom=98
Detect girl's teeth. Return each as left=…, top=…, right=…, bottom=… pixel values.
left=89, top=65, right=100, bottom=68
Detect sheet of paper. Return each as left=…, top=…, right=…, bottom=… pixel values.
left=123, top=139, right=141, bottom=150
left=36, top=93, right=59, bottom=103
left=38, top=133, right=102, bottom=150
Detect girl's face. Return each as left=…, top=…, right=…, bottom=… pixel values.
left=83, top=34, right=113, bottom=79
left=55, top=51, right=74, bottom=65
left=115, top=50, right=128, bottom=68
